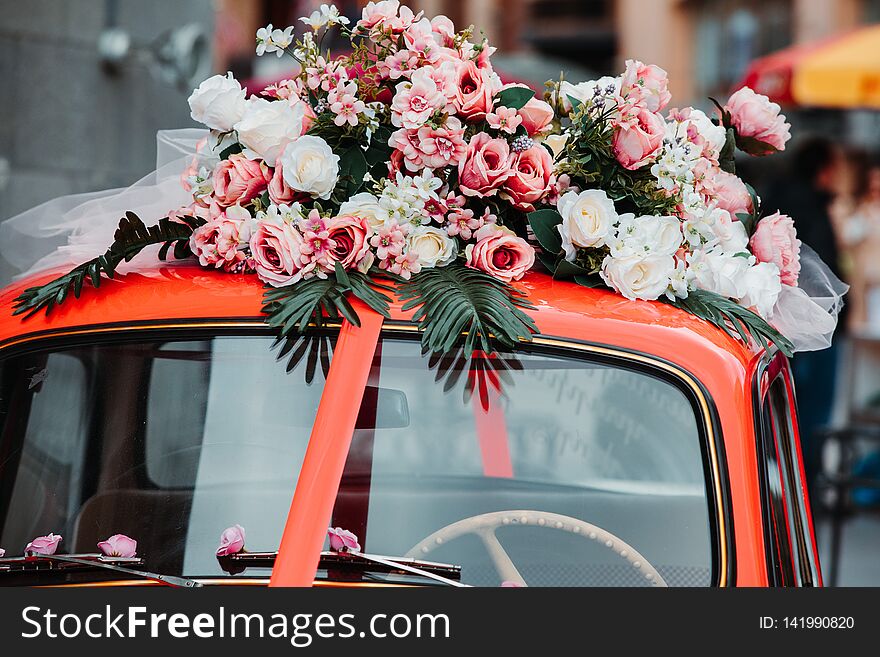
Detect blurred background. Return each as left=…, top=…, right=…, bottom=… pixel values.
left=1, top=0, right=879, bottom=585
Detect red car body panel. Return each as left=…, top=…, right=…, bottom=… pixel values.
left=0, top=264, right=804, bottom=586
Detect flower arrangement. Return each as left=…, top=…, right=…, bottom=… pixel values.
left=13, top=1, right=811, bottom=356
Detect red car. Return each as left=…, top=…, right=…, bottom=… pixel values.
left=0, top=264, right=820, bottom=587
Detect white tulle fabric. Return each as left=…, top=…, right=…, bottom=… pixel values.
left=0, top=129, right=212, bottom=283
left=770, top=244, right=848, bottom=352
left=0, top=129, right=847, bottom=353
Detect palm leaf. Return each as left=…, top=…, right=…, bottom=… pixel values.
left=669, top=288, right=794, bottom=357
left=398, top=262, right=538, bottom=355
left=261, top=263, right=392, bottom=341
left=13, top=212, right=204, bottom=317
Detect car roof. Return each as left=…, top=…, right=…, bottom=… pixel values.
left=0, top=264, right=762, bottom=373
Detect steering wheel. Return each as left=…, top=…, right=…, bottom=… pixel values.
left=405, top=510, right=668, bottom=587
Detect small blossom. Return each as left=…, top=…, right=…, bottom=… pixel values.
left=97, top=534, right=138, bottom=558
left=216, top=525, right=246, bottom=557
left=327, top=527, right=361, bottom=553
left=301, top=4, right=350, bottom=30
left=26, top=533, right=62, bottom=556
left=328, top=80, right=365, bottom=127
left=256, top=24, right=294, bottom=57
left=487, top=106, right=523, bottom=135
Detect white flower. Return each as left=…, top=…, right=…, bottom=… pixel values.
left=544, top=134, right=568, bottom=158
left=556, top=189, right=617, bottom=260
left=667, top=259, right=690, bottom=301
left=406, top=226, right=458, bottom=268
left=339, top=192, right=390, bottom=229
left=714, top=215, right=749, bottom=253
left=234, top=97, right=305, bottom=163
left=600, top=253, right=676, bottom=301
left=559, top=76, right=621, bottom=114
left=301, top=4, right=350, bottom=30
left=685, top=108, right=727, bottom=159
left=610, top=214, right=683, bottom=258
left=687, top=249, right=752, bottom=299
left=256, top=24, right=295, bottom=57
left=187, top=72, right=247, bottom=132
left=260, top=202, right=306, bottom=225
left=738, top=261, right=782, bottom=319
left=279, top=135, right=340, bottom=200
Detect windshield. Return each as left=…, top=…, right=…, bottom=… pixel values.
left=0, top=330, right=715, bottom=586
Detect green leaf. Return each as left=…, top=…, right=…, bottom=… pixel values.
left=527, top=208, right=563, bottom=255
left=573, top=274, right=605, bottom=288
left=669, top=288, right=794, bottom=357
left=553, top=258, right=592, bottom=280
left=335, top=146, right=369, bottom=199
left=398, top=262, right=537, bottom=355
left=218, top=142, right=244, bottom=160
left=13, top=212, right=205, bottom=317
left=494, top=86, right=535, bottom=110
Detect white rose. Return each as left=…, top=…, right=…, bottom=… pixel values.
left=688, top=249, right=751, bottom=299
left=339, top=192, right=391, bottom=230
left=738, top=261, right=782, bottom=319
left=234, top=97, right=306, bottom=163
left=556, top=189, right=616, bottom=260
left=600, top=253, right=675, bottom=301
left=686, top=108, right=727, bottom=159
left=611, top=214, right=682, bottom=257
left=406, top=226, right=457, bottom=268
left=714, top=215, right=749, bottom=253
left=543, top=133, right=568, bottom=158
left=279, top=135, right=340, bottom=200
left=188, top=72, right=247, bottom=132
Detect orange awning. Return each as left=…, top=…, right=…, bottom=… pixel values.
left=739, top=24, right=880, bottom=109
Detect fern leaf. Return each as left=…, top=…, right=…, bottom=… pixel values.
left=399, top=263, right=537, bottom=355
left=13, top=213, right=204, bottom=317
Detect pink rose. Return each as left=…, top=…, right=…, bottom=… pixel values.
left=465, top=224, right=535, bottom=283
left=501, top=145, right=555, bottom=211
left=190, top=210, right=252, bottom=271
left=325, top=215, right=373, bottom=270
left=268, top=160, right=306, bottom=206
left=26, top=533, right=62, bottom=556
left=724, top=87, right=791, bottom=154
left=620, top=59, right=672, bottom=113
left=709, top=170, right=753, bottom=217
left=457, top=132, right=514, bottom=198
left=250, top=218, right=305, bottom=286
left=612, top=107, right=665, bottom=170
left=750, top=211, right=801, bottom=285
left=518, top=97, right=554, bottom=136
left=216, top=525, right=246, bottom=557
left=327, top=527, right=361, bottom=553
left=97, top=534, right=138, bottom=558
left=453, top=60, right=496, bottom=122
left=389, top=118, right=467, bottom=171
left=212, top=154, right=272, bottom=207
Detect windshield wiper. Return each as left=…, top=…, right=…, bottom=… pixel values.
left=0, top=554, right=201, bottom=588
left=219, top=551, right=469, bottom=587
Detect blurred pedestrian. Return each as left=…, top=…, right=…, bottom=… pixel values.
left=842, top=158, right=880, bottom=330
left=764, top=137, right=847, bottom=493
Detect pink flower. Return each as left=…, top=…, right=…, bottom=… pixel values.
left=465, top=224, right=535, bottom=283
left=708, top=170, right=753, bottom=217
left=358, top=0, right=417, bottom=34
left=750, top=211, right=802, bottom=285
left=620, top=59, right=671, bottom=113
left=0, top=548, right=4, bottom=558
left=190, top=209, right=252, bottom=271
left=327, top=527, right=361, bottom=553
left=216, top=525, right=246, bottom=557
left=452, top=60, right=496, bottom=122
left=518, top=97, right=554, bottom=136
left=326, top=215, right=373, bottom=270
left=390, top=68, right=446, bottom=129
left=389, top=118, right=467, bottom=171
left=26, top=533, right=62, bottom=556
left=250, top=218, right=306, bottom=286
left=457, top=132, right=514, bottom=198
left=381, top=251, right=422, bottom=279
left=370, top=220, right=408, bottom=261
left=211, top=154, right=272, bottom=207
left=97, top=534, right=138, bottom=558
left=430, top=15, right=456, bottom=46
left=328, top=80, right=365, bottom=127
left=487, top=106, right=523, bottom=135
left=268, top=160, right=302, bottom=205
left=446, top=208, right=480, bottom=240
left=380, top=49, right=420, bottom=80
left=612, top=107, right=665, bottom=170
left=724, top=86, right=791, bottom=154
left=501, top=144, right=555, bottom=212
